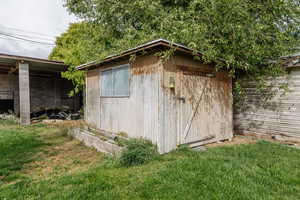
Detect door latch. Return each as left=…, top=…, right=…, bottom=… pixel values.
left=177, top=97, right=186, bottom=103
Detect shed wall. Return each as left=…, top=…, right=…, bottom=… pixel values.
left=85, top=69, right=101, bottom=128
left=234, top=68, right=300, bottom=140
left=100, top=55, right=161, bottom=150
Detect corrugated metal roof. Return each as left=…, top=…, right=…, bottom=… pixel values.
left=77, top=38, right=199, bottom=70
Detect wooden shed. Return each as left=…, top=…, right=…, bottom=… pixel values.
left=78, top=39, right=233, bottom=153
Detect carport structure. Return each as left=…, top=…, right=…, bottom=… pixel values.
left=0, top=53, right=79, bottom=125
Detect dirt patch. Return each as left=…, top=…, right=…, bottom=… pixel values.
left=205, top=135, right=257, bottom=148
left=43, top=120, right=87, bottom=128
left=21, top=125, right=103, bottom=181
left=205, top=133, right=300, bottom=148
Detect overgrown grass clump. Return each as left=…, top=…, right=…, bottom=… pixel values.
left=119, top=139, right=159, bottom=167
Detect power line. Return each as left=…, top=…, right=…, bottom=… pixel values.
left=0, top=24, right=57, bottom=38
left=0, top=35, right=48, bottom=45
left=0, top=30, right=55, bottom=43
left=0, top=32, right=55, bottom=46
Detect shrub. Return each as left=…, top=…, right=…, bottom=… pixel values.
left=119, top=139, right=158, bottom=167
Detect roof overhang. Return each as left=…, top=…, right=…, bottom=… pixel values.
left=77, top=39, right=201, bottom=70
left=0, top=53, right=67, bottom=73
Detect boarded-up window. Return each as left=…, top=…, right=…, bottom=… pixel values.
left=101, top=64, right=130, bottom=97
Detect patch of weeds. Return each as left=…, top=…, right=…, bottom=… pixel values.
left=115, top=138, right=127, bottom=147
left=0, top=119, right=18, bottom=126
left=48, top=151, right=60, bottom=157
left=29, top=124, right=47, bottom=128
left=118, top=131, right=128, bottom=138
left=53, top=166, right=68, bottom=172
left=72, top=159, right=82, bottom=165
left=101, top=155, right=119, bottom=168
left=0, top=114, right=19, bottom=125
left=256, top=139, right=272, bottom=145
left=99, top=136, right=108, bottom=142
left=10, top=177, right=32, bottom=188
left=175, top=144, right=193, bottom=153
left=58, top=127, right=70, bottom=137
left=1, top=173, right=29, bottom=185
left=164, top=144, right=195, bottom=159
left=119, top=139, right=159, bottom=167
left=77, top=140, right=86, bottom=147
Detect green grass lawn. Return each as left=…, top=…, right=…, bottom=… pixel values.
left=0, top=120, right=299, bottom=200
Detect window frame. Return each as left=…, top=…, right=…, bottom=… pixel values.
left=100, top=64, right=130, bottom=98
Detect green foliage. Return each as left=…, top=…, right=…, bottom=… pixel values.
left=234, top=63, right=290, bottom=106
left=52, top=0, right=300, bottom=97
left=0, top=118, right=18, bottom=126
left=119, top=139, right=159, bottom=167
left=63, top=0, right=300, bottom=69
left=49, top=23, right=104, bottom=95
left=173, top=144, right=193, bottom=153
left=154, top=49, right=177, bottom=63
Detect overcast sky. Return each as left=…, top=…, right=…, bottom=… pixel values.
left=0, top=0, right=77, bottom=59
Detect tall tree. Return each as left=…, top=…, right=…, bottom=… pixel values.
left=50, top=22, right=113, bottom=95
left=53, top=0, right=300, bottom=95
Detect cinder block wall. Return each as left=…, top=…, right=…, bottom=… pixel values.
left=0, top=74, right=14, bottom=99
left=13, top=75, right=80, bottom=115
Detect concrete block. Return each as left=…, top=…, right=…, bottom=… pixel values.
left=69, top=128, right=124, bottom=155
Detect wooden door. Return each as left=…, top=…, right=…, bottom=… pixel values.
left=176, top=69, right=212, bottom=145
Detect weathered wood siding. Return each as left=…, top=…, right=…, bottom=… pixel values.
left=85, top=69, right=101, bottom=128
left=234, top=68, right=300, bottom=140
left=98, top=55, right=162, bottom=150
left=160, top=53, right=233, bottom=153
